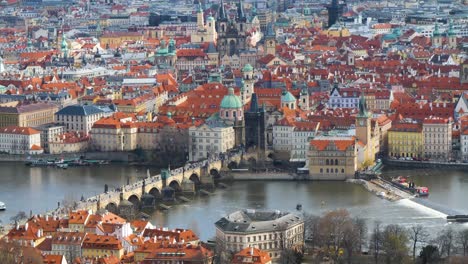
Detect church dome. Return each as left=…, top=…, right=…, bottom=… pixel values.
left=207, top=15, right=215, bottom=22
left=281, top=91, right=296, bottom=103
left=220, top=88, right=242, bottom=109
left=243, top=63, right=253, bottom=72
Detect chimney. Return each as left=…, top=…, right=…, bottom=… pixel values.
left=250, top=247, right=254, bottom=255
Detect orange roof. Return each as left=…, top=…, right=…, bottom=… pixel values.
left=0, top=126, right=40, bottom=135
left=232, top=247, right=272, bottom=264
left=310, top=137, right=356, bottom=151
left=82, top=234, right=123, bottom=250
left=69, top=210, right=90, bottom=225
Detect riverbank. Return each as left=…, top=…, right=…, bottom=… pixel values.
left=383, top=158, right=468, bottom=169
left=346, top=179, right=412, bottom=201
left=228, top=171, right=309, bottom=180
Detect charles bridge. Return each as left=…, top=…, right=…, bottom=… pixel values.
left=74, top=150, right=260, bottom=213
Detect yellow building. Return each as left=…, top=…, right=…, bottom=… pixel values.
left=322, top=23, right=351, bottom=37
left=82, top=234, right=124, bottom=259
left=0, top=102, right=57, bottom=128
left=100, top=31, right=143, bottom=49
left=68, top=210, right=90, bottom=232
left=388, top=122, right=423, bottom=158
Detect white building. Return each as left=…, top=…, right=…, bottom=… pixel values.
left=422, top=117, right=452, bottom=161
left=273, top=118, right=319, bottom=161
left=329, top=85, right=360, bottom=109
left=0, top=126, right=43, bottom=154
left=461, top=126, right=468, bottom=161
left=215, top=209, right=304, bottom=260
left=55, top=104, right=115, bottom=135
left=189, top=123, right=235, bottom=162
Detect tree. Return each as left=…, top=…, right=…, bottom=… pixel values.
left=381, top=224, right=410, bottom=264
left=303, top=213, right=320, bottom=249
left=353, top=217, right=367, bottom=254
left=214, top=236, right=233, bottom=264
left=435, top=228, right=454, bottom=258
left=457, top=229, right=468, bottom=256
left=419, top=245, right=440, bottom=264
left=370, top=220, right=383, bottom=264
left=341, top=221, right=360, bottom=264
left=409, top=225, right=429, bottom=261
left=279, top=248, right=303, bottom=264
left=10, top=211, right=27, bottom=224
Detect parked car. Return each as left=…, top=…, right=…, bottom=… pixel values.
left=405, top=157, right=413, bottom=161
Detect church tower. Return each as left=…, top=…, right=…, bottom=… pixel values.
left=299, top=87, right=309, bottom=111
left=431, top=23, right=443, bottom=48
left=242, top=64, right=255, bottom=104
left=220, top=87, right=245, bottom=146
left=447, top=20, right=457, bottom=49
left=355, top=95, right=372, bottom=146
left=245, top=93, right=267, bottom=153
left=265, top=23, right=276, bottom=56
left=196, top=3, right=204, bottom=31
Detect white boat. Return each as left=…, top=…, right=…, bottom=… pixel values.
left=0, top=201, right=5, bottom=210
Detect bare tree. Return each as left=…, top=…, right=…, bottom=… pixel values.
left=342, top=221, right=360, bottom=264
left=381, top=224, right=409, bottom=264
left=214, top=236, right=233, bottom=264
left=457, top=229, right=468, bottom=256
left=435, top=228, right=455, bottom=258
left=353, top=217, right=367, bottom=254
left=303, top=213, right=320, bottom=249
left=10, top=211, right=27, bottom=224
left=370, top=220, right=383, bottom=264
left=409, top=225, right=429, bottom=261
left=318, top=209, right=355, bottom=262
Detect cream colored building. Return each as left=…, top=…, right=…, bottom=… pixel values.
left=0, top=126, right=43, bottom=154
left=191, top=5, right=217, bottom=44
left=0, top=102, right=57, bottom=128
left=48, top=132, right=90, bottom=154
left=308, top=136, right=358, bottom=180
left=422, top=117, right=452, bottom=161
left=215, top=210, right=304, bottom=260
left=189, top=122, right=235, bottom=161
left=90, top=115, right=138, bottom=152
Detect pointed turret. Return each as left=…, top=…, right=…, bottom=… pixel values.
left=249, top=93, right=259, bottom=112
left=357, top=94, right=370, bottom=118
left=237, top=0, right=246, bottom=21
left=218, top=0, right=227, bottom=21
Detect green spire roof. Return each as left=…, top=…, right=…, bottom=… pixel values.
left=281, top=91, right=296, bottom=103
left=242, top=63, right=253, bottom=72
left=358, top=95, right=370, bottom=117
left=433, top=23, right=441, bottom=37
left=220, top=88, right=243, bottom=109
left=61, top=34, right=68, bottom=50
left=447, top=20, right=455, bottom=37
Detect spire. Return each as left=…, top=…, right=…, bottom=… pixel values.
left=447, top=19, right=455, bottom=37
left=197, top=2, right=203, bottom=13
left=237, top=0, right=245, bottom=20
left=249, top=93, right=259, bottom=112
left=358, top=94, right=370, bottom=118
left=433, top=23, right=441, bottom=37
left=218, top=0, right=227, bottom=21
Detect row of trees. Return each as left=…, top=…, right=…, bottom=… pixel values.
left=304, top=209, right=468, bottom=264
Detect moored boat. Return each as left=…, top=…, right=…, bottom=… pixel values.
left=391, top=176, right=429, bottom=197
left=0, top=201, right=6, bottom=210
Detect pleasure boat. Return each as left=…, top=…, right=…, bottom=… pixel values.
left=0, top=201, right=6, bottom=210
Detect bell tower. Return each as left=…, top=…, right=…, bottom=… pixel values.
left=355, top=95, right=371, bottom=146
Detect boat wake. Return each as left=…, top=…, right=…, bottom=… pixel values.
left=397, top=198, right=447, bottom=218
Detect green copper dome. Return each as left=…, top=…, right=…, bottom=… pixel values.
left=220, top=88, right=243, bottom=109
left=207, top=15, right=215, bottom=22
left=281, top=91, right=296, bottom=103
left=243, top=63, right=253, bottom=72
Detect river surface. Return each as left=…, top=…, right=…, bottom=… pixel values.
left=0, top=162, right=467, bottom=240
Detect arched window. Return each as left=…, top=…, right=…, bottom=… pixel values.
left=225, top=111, right=229, bottom=118
left=325, top=159, right=329, bottom=165
left=341, top=168, right=344, bottom=173
left=335, top=159, right=338, bottom=165
left=233, top=111, right=237, bottom=118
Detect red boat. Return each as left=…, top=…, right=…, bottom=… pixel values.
left=391, top=176, right=429, bottom=197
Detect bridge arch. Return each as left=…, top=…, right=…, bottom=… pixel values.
left=105, top=202, right=118, bottom=214
left=128, top=194, right=140, bottom=208
left=228, top=161, right=238, bottom=169
left=189, top=173, right=201, bottom=184
left=149, top=187, right=161, bottom=199
left=210, top=168, right=220, bottom=179
left=169, top=180, right=182, bottom=192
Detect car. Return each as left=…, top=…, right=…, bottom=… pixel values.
left=405, top=157, right=413, bottom=161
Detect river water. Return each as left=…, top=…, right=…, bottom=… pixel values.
left=0, top=163, right=467, bottom=240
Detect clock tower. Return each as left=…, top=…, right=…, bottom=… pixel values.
left=356, top=95, right=371, bottom=146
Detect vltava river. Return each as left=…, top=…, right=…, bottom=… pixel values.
left=0, top=163, right=467, bottom=240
